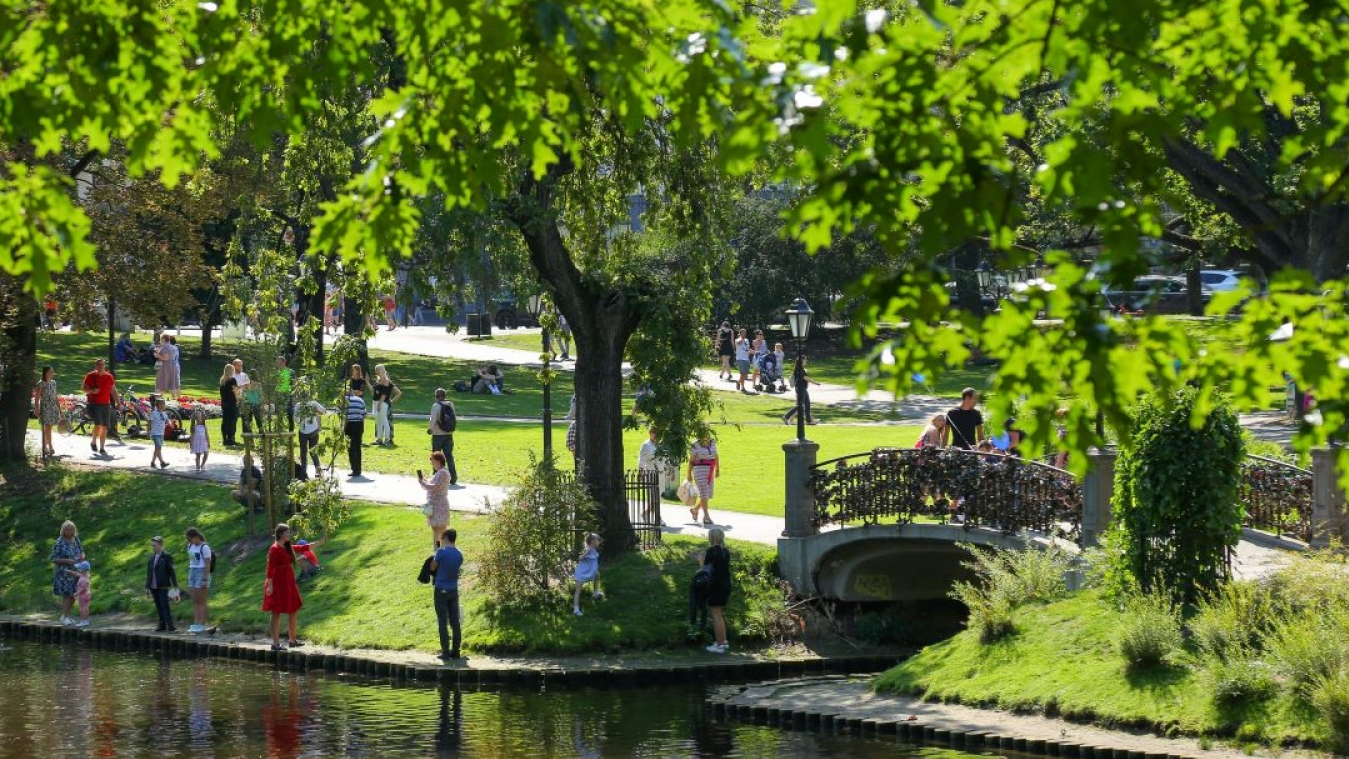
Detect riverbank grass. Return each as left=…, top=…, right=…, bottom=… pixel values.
left=874, top=586, right=1331, bottom=749
left=0, top=464, right=785, bottom=656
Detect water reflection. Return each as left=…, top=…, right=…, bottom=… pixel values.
left=0, top=638, right=988, bottom=758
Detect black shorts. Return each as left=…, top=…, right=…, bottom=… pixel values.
left=89, top=403, right=112, bottom=427
left=708, top=583, right=731, bottom=608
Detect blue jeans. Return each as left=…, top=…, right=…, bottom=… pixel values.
left=434, top=588, right=462, bottom=656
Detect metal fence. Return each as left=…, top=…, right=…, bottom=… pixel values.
left=560, top=469, right=663, bottom=552
left=1239, top=454, right=1313, bottom=542
left=811, top=447, right=1083, bottom=543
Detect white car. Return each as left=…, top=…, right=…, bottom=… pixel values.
left=1199, top=270, right=1243, bottom=293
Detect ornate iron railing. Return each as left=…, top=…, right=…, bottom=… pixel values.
left=559, top=469, right=663, bottom=551
left=811, top=447, right=1083, bottom=543
left=1239, top=454, right=1312, bottom=542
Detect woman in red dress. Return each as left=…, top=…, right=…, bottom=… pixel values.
left=262, top=523, right=303, bottom=651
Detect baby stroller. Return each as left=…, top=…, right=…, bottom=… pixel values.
left=756, top=352, right=788, bottom=393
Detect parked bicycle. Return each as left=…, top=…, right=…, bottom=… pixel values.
left=116, top=386, right=182, bottom=438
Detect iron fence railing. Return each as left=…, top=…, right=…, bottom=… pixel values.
left=811, top=447, right=1082, bottom=543
left=1239, top=454, right=1312, bottom=542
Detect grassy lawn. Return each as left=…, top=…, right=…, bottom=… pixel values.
left=874, top=587, right=1329, bottom=748
left=0, top=464, right=786, bottom=655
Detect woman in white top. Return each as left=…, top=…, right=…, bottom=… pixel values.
left=918, top=413, right=947, bottom=449
left=184, top=527, right=213, bottom=633
left=687, top=435, right=720, bottom=526
left=297, top=400, right=326, bottom=478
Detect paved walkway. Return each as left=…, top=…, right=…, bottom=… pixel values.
left=30, top=429, right=1292, bottom=578
left=358, top=326, right=943, bottom=422
left=31, top=429, right=790, bottom=547
left=720, top=678, right=1311, bottom=759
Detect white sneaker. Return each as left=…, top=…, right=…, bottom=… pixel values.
left=77, top=620, right=90, bottom=628
left=187, top=624, right=201, bottom=633
left=705, top=643, right=727, bottom=654
left=60, top=616, right=73, bottom=626
left=573, top=608, right=583, bottom=617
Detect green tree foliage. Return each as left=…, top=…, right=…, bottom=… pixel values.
left=1112, top=386, right=1245, bottom=605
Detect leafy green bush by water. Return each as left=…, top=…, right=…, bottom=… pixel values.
left=1189, top=581, right=1276, bottom=662
left=948, top=542, right=1071, bottom=642
left=1116, top=593, right=1183, bottom=670
left=1203, top=657, right=1277, bottom=706
left=1267, top=610, right=1349, bottom=699
left=478, top=458, right=598, bottom=604
left=1112, top=386, right=1244, bottom=605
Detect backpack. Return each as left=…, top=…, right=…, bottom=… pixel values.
left=418, top=555, right=435, bottom=584
left=437, top=401, right=457, bottom=432
left=691, top=564, right=712, bottom=591
left=452, top=380, right=471, bottom=393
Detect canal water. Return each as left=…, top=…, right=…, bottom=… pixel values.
left=0, top=638, right=993, bottom=757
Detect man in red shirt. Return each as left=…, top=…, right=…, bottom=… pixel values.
left=81, top=359, right=118, bottom=455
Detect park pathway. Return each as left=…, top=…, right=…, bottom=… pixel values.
left=358, top=326, right=1296, bottom=443
left=29, top=429, right=790, bottom=547
left=30, top=428, right=1291, bottom=580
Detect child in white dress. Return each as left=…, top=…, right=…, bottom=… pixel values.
left=189, top=408, right=210, bottom=471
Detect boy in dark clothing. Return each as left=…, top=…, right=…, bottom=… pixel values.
left=144, top=536, right=179, bottom=632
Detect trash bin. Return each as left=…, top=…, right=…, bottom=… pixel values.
left=466, top=313, right=493, bottom=337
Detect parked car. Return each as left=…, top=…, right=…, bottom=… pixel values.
left=1102, top=275, right=1207, bottom=315
left=1199, top=269, right=1243, bottom=293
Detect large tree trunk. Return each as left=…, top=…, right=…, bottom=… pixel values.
left=571, top=311, right=637, bottom=552
left=504, top=157, right=641, bottom=553
left=0, top=275, right=38, bottom=461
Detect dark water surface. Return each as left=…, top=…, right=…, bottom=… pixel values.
left=0, top=637, right=994, bottom=758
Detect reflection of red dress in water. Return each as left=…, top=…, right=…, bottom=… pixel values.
left=261, top=542, right=302, bottom=614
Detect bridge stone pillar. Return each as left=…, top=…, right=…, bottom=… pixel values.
left=782, top=439, right=820, bottom=538
left=1311, top=447, right=1349, bottom=549
left=1081, top=446, right=1117, bottom=547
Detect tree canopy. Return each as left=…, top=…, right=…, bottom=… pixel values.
left=6, top=0, right=1349, bottom=480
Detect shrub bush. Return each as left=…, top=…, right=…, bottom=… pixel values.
left=1189, top=581, right=1276, bottom=661
left=1267, top=610, right=1349, bottom=698
left=1112, top=386, right=1245, bottom=605
left=478, top=458, right=598, bottom=605
left=1204, top=656, right=1278, bottom=706
left=1313, top=667, right=1349, bottom=752
left=1116, top=593, right=1183, bottom=669
left=949, top=543, right=1071, bottom=642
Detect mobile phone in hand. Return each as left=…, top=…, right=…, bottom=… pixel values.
left=417, top=469, right=424, bottom=479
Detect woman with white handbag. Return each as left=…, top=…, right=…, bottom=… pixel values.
left=419, top=452, right=452, bottom=549
left=687, top=434, right=720, bottom=526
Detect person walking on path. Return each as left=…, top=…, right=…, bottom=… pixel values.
left=50, top=520, right=85, bottom=626
left=702, top=528, right=733, bottom=654
left=297, top=399, right=325, bottom=479
left=63, top=561, right=92, bottom=627
left=571, top=533, right=602, bottom=617
left=943, top=387, right=986, bottom=451
left=34, top=365, right=59, bottom=458
left=637, top=427, right=665, bottom=526
left=783, top=356, right=820, bottom=425
left=189, top=408, right=210, bottom=470
left=556, top=312, right=572, bottom=360
left=82, top=358, right=118, bottom=455
left=371, top=364, right=402, bottom=445
left=218, top=363, right=240, bottom=447
left=750, top=329, right=767, bottom=388
left=429, top=528, right=464, bottom=660
left=184, top=527, right=213, bottom=633
left=145, top=535, right=179, bottom=632
left=263, top=523, right=303, bottom=651
left=428, top=388, right=459, bottom=485
left=419, top=451, right=453, bottom=549
left=715, top=321, right=734, bottom=380
left=687, top=434, right=720, bottom=526
left=733, top=329, right=751, bottom=392
left=148, top=397, right=171, bottom=469
left=344, top=387, right=367, bottom=479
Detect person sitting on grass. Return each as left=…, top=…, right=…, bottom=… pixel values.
left=472, top=365, right=506, bottom=395
left=293, top=538, right=325, bottom=582
left=571, top=532, right=603, bottom=617
left=231, top=459, right=264, bottom=512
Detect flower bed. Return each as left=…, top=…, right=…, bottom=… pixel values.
left=56, top=394, right=224, bottom=420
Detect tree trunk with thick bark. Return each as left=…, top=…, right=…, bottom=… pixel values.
left=0, top=275, right=38, bottom=461
left=504, top=159, right=640, bottom=554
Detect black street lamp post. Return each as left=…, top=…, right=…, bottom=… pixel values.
left=785, top=297, right=815, bottom=443
left=527, top=294, right=553, bottom=461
